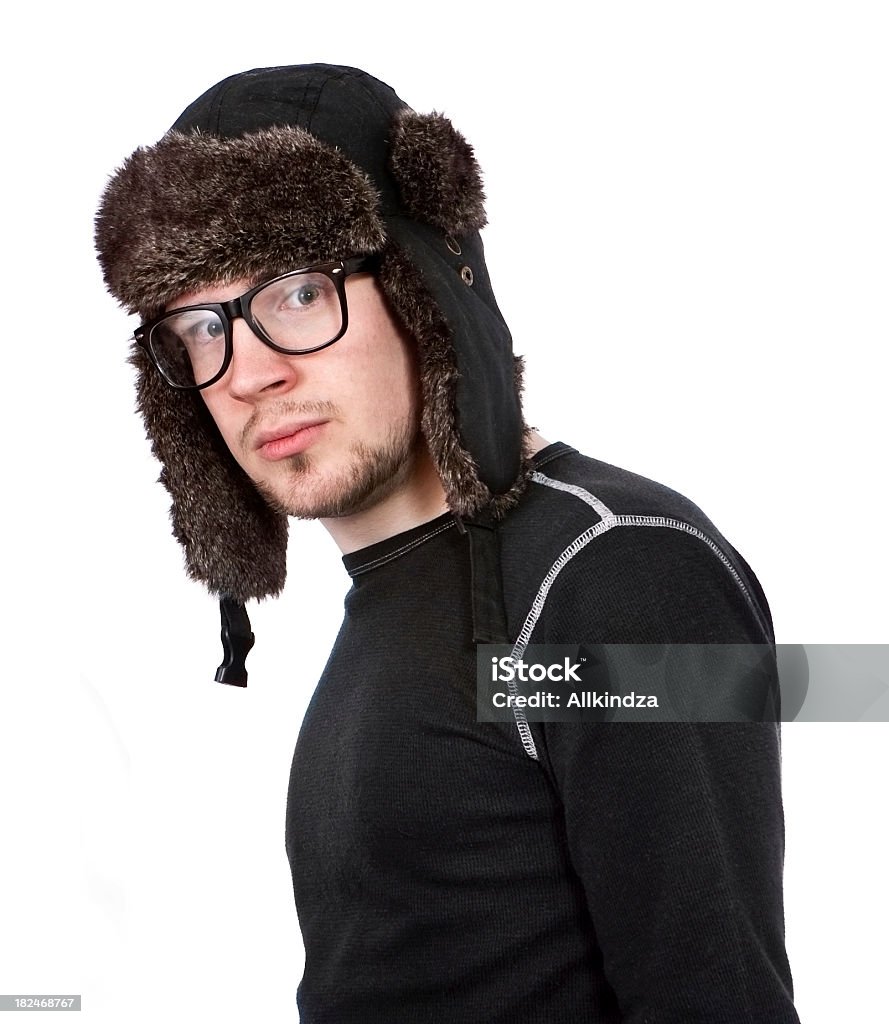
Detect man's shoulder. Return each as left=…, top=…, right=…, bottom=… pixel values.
left=499, top=442, right=774, bottom=644
left=525, top=442, right=718, bottom=532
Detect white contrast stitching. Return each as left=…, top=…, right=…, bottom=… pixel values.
left=510, top=707, right=539, bottom=760
left=349, top=520, right=456, bottom=576
left=507, top=519, right=616, bottom=761
left=531, top=471, right=613, bottom=519
left=500, top=657, right=540, bottom=760
left=512, top=519, right=617, bottom=661
left=610, top=515, right=753, bottom=602
left=511, top=477, right=765, bottom=759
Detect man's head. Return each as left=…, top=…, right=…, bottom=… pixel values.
left=165, top=264, right=426, bottom=523
left=95, top=65, right=528, bottom=659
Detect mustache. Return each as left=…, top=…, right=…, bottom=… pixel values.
left=239, top=399, right=340, bottom=450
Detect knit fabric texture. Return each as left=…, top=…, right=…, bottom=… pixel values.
left=284, top=444, right=800, bottom=1022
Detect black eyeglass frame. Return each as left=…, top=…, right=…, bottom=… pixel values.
left=133, top=255, right=378, bottom=391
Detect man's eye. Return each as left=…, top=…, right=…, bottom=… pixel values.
left=199, top=319, right=224, bottom=339
left=181, top=316, right=224, bottom=344
left=284, top=283, right=323, bottom=308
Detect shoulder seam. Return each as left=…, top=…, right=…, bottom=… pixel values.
left=532, top=470, right=613, bottom=518
left=529, top=471, right=757, bottom=621
left=511, top=473, right=770, bottom=760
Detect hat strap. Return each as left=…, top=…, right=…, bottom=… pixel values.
left=457, top=514, right=509, bottom=644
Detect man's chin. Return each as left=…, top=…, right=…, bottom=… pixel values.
left=253, top=436, right=417, bottom=521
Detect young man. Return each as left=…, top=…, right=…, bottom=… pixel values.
left=96, top=64, right=800, bottom=1022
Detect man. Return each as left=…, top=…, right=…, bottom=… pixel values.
left=96, top=64, right=800, bottom=1022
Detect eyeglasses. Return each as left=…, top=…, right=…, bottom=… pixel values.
left=134, top=256, right=377, bottom=390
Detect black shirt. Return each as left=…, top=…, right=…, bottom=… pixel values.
left=285, top=444, right=799, bottom=1022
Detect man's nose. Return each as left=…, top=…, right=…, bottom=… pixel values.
left=225, top=316, right=301, bottom=400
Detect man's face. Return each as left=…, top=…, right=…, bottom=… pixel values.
left=170, top=273, right=425, bottom=520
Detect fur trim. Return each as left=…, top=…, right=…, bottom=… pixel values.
left=132, top=346, right=288, bottom=600
left=379, top=246, right=487, bottom=516
left=388, top=111, right=487, bottom=236
left=489, top=355, right=537, bottom=520
left=96, top=86, right=528, bottom=605
left=96, top=127, right=387, bottom=317
left=378, top=247, right=532, bottom=520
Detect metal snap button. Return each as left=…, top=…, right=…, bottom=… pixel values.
left=445, top=234, right=462, bottom=255
left=460, top=265, right=474, bottom=286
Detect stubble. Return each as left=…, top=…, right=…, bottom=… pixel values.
left=253, top=415, right=420, bottom=520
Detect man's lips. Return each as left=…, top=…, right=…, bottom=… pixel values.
left=254, top=420, right=329, bottom=460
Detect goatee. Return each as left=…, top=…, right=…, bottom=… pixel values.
left=255, top=419, right=420, bottom=520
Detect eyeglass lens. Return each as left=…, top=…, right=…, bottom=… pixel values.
left=148, top=270, right=345, bottom=387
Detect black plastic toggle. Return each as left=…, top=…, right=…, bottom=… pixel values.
left=214, top=596, right=255, bottom=687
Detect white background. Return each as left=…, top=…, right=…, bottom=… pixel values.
left=1, top=2, right=886, bottom=1021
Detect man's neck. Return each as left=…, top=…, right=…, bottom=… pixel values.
left=320, top=431, right=551, bottom=555
left=320, top=445, right=449, bottom=554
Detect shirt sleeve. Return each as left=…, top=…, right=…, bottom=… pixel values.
left=535, top=525, right=801, bottom=1022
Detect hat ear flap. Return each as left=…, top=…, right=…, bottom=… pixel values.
left=388, top=110, right=487, bottom=235
left=131, top=344, right=288, bottom=601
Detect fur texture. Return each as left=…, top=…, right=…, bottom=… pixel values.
left=132, top=345, right=288, bottom=600
left=96, top=127, right=386, bottom=317
left=388, top=111, right=487, bottom=236
left=378, top=247, right=532, bottom=519
left=96, top=99, right=529, bottom=602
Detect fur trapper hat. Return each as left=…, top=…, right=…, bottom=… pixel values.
left=95, top=64, right=529, bottom=682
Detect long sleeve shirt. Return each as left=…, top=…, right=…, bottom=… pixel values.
left=285, top=442, right=800, bottom=1022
